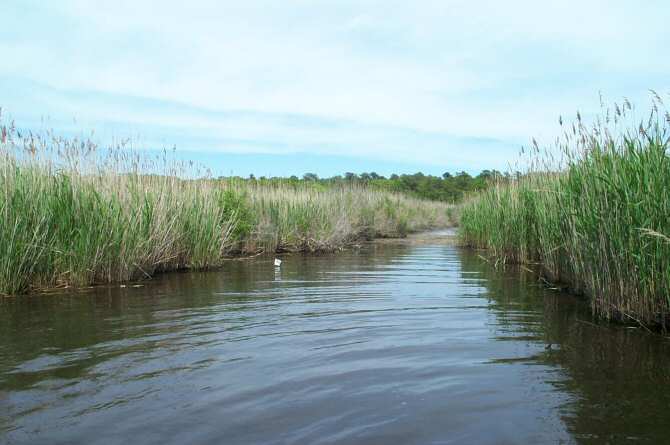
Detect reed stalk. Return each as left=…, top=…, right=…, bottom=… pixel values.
left=459, top=94, right=670, bottom=327
left=0, top=115, right=451, bottom=295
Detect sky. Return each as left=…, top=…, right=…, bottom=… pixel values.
left=1, top=0, right=668, bottom=177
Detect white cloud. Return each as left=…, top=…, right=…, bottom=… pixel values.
left=1, top=0, right=668, bottom=171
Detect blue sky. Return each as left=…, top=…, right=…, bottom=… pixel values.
left=1, top=0, right=668, bottom=177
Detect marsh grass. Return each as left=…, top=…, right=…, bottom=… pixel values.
left=459, top=94, right=670, bottom=327
left=0, top=114, right=450, bottom=295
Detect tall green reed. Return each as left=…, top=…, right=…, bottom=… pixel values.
left=0, top=113, right=451, bottom=294
left=460, top=93, right=670, bottom=327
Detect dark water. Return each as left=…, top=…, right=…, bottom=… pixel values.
left=2, top=240, right=670, bottom=444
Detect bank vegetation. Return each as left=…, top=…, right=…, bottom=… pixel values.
left=459, top=94, right=670, bottom=328
left=0, top=116, right=450, bottom=295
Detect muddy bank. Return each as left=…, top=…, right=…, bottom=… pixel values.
left=370, top=228, right=458, bottom=246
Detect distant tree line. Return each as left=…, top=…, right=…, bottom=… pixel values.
left=221, top=170, right=511, bottom=203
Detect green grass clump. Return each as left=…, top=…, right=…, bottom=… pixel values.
left=232, top=180, right=447, bottom=252
left=459, top=94, right=670, bottom=327
left=0, top=116, right=451, bottom=295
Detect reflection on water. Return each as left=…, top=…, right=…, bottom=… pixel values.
left=1, top=243, right=669, bottom=444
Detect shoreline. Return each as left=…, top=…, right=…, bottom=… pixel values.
left=369, top=227, right=458, bottom=246
left=2, top=226, right=457, bottom=297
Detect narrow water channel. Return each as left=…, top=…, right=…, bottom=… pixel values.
left=1, top=239, right=669, bottom=444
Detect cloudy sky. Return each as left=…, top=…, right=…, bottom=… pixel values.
left=1, top=0, right=668, bottom=176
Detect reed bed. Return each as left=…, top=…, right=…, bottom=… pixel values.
left=235, top=181, right=446, bottom=252
left=0, top=116, right=450, bottom=295
left=459, top=94, right=670, bottom=327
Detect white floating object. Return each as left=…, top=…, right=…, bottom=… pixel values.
left=274, top=258, right=282, bottom=267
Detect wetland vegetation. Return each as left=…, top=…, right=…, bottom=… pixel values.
left=459, top=95, right=670, bottom=328
left=0, top=114, right=451, bottom=295
left=250, top=169, right=501, bottom=203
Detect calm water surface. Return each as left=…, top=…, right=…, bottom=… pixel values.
left=1, top=240, right=670, bottom=444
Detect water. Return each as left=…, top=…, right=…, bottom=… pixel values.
left=1, top=240, right=670, bottom=444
